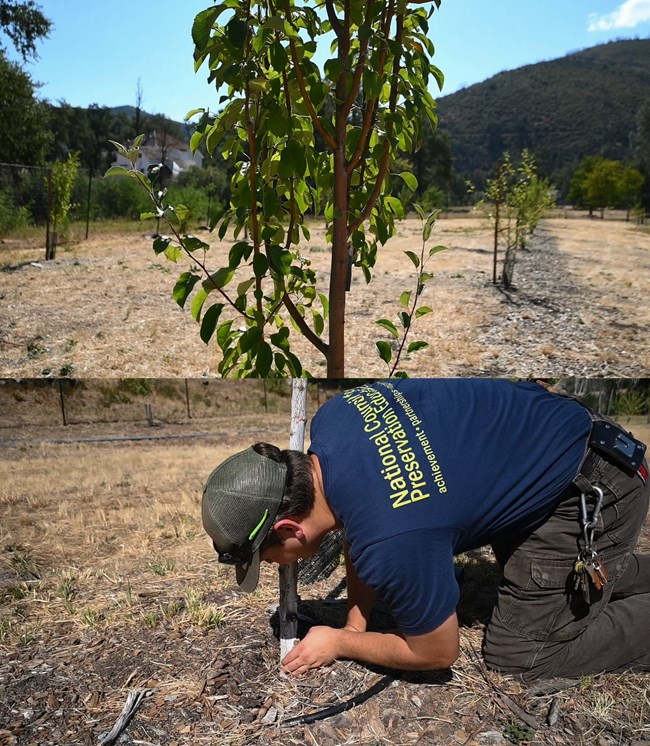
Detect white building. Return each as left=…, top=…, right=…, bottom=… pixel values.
left=115, top=130, right=203, bottom=178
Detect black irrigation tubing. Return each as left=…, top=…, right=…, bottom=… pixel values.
left=280, top=673, right=394, bottom=728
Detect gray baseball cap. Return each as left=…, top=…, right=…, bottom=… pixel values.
left=202, top=447, right=287, bottom=592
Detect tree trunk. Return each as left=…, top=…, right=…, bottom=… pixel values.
left=492, top=199, right=500, bottom=284
left=327, top=126, right=349, bottom=378
left=278, top=379, right=308, bottom=661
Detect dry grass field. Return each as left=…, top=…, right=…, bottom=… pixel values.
left=1, top=211, right=649, bottom=379
left=1, top=381, right=649, bottom=746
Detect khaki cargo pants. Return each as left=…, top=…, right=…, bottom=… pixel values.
left=483, top=451, right=650, bottom=680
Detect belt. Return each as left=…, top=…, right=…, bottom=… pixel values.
left=575, top=444, right=648, bottom=492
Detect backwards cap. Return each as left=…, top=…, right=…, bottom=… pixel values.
left=202, top=447, right=286, bottom=592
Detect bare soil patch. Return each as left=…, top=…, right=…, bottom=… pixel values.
left=1, top=212, right=649, bottom=378
left=1, top=385, right=649, bottom=746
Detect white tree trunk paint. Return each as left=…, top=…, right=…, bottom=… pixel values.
left=279, top=379, right=307, bottom=660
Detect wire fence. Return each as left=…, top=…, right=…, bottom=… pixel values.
left=0, top=378, right=344, bottom=430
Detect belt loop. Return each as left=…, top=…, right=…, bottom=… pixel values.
left=573, top=472, right=595, bottom=495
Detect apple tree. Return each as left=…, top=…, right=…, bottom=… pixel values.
left=110, top=0, right=445, bottom=377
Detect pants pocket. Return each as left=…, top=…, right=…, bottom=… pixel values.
left=497, top=545, right=630, bottom=643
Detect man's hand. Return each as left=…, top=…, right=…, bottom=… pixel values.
left=281, top=625, right=343, bottom=676
left=281, top=613, right=459, bottom=676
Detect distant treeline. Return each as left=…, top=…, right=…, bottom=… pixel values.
left=2, top=37, right=650, bottom=236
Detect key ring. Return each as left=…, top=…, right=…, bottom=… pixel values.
left=579, top=485, right=604, bottom=553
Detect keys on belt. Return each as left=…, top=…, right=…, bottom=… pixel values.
left=573, top=551, right=608, bottom=603
left=572, top=485, right=609, bottom=603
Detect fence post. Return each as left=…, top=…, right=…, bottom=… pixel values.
left=279, top=379, right=307, bottom=661
left=58, top=379, right=67, bottom=426
left=45, top=167, right=52, bottom=259
left=85, top=168, right=92, bottom=240
left=185, top=379, right=191, bottom=419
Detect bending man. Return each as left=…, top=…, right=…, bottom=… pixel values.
left=201, top=379, right=649, bottom=680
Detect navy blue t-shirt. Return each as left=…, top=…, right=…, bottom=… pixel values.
left=308, top=379, right=591, bottom=636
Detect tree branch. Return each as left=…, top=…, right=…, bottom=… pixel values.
left=282, top=294, right=330, bottom=357
left=346, top=2, right=390, bottom=175
left=347, top=10, right=403, bottom=233
left=347, top=94, right=379, bottom=177
left=341, top=39, right=368, bottom=121
left=347, top=140, right=390, bottom=233
left=325, top=0, right=343, bottom=37
left=283, top=0, right=337, bottom=152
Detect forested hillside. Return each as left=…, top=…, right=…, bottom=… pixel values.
left=436, top=38, right=650, bottom=191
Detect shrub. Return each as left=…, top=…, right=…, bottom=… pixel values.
left=0, top=188, right=31, bottom=235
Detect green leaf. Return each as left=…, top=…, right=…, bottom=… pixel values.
left=375, top=318, right=399, bottom=338
left=175, top=204, right=190, bottom=224
left=286, top=351, right=303, bottom=377
left=324, top=57, right=342, bottom=82
left=399, top=311, right=411, bottom=329
left=185, top=107, right=205, bottom=121
left=271, top=327, right=290, bottom=351
left=239, top=327, right=263, bottom=354
left=183, top=235, right=210, bottom=253
left=226, top=17, right=248, bottom=47
left=203, top=267, right=235, bottom=291
left=404, top=250, right=420, bottom=268
left=264, top=15, right=285, bottom=31
left=279, top=139, right=307, bottom=179
left=191, top=287, right=209, bottom=322
left=237, top=278, right=255, bottom=297
left=172, top=272, right=201, bottom=308
left=312, top=310, right=324, bottom=336
left=152, top=235, right=171, bottom=255
left=255, top=342, right=273, bottom=377
left=431, top=64, right=445, bottom=92
left=107, top=141, right=129, bottom=157
left=398, top=171, right=418, bottom=191
left=407, top=340, right=429, bottom=353
left=269, top=40, right=289, bottom=68
left=400, top=291, right=411, bottom=308
left=363, top=68, right=383, bottom=99
left=429, top=244, right=447, bottom=256
left=415, top=306, right=433, bottom=318
left=319, top=293, right=330, bottom=318
left=164, top=244, right=182, bottom=262
left=104, top=164, right=132, bottom=180
left=376, top=341, right=392, bottom=364
left=192, top=6, right=224, bottom=49
left=200, top=303, right=224, bottom=344
left=267, top=244, right=292, bottom=276
left=140, top=211, right=158, bottom=221
left=385, top=195, right=405, bottom=219
left=217, top=319, right=235, bottom=350
left=190, top=130, right=204, bottom=154
left=267, top=108, right=289, bottom=137
left=228, top=240, right=251, bottom=268
left=253, top=253, right=268, bottom=278
left=413, top=203, right=426, bottom=220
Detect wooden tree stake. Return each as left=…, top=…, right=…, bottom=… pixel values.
left=279, top=379, right=307, bottom=660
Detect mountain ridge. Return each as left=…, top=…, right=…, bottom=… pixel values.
left=435, top=37, right=650, bottom=188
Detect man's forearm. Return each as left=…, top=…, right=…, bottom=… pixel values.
left=336, top=628, right=455, bottom=671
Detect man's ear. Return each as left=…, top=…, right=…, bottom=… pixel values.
left=273, top=518, right=305, bottom=541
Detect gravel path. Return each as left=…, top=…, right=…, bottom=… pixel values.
left=470, top=225, right=647, bottom=377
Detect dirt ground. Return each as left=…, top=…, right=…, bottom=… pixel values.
left=1, top=211, right=649, bottom=378
left=1, top=382, right=650, bottom=746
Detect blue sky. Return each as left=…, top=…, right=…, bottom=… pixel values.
left=5, top=0, right=650, bottom=123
